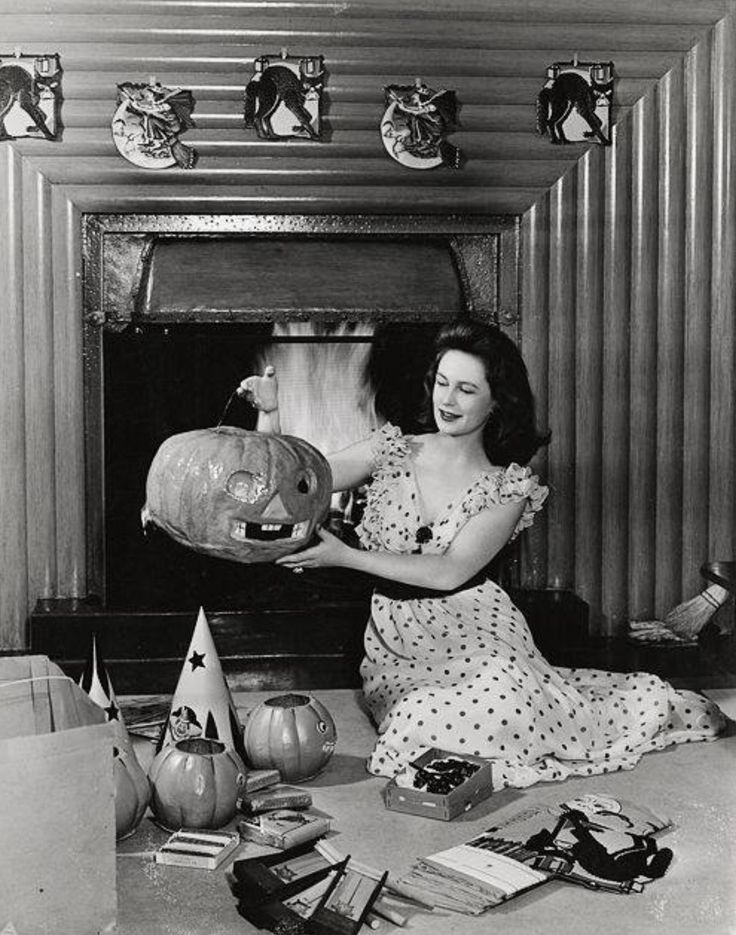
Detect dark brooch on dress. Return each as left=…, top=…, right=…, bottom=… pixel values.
left=415, top=525, right=433, bottom=545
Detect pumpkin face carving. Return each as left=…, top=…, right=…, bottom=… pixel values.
left=243, top=693, right=337, bottom=783
left=113, top=745, right=152, bottom=840
left=148, top=737, right=247, bottom=830
left=142, top=426, right=332, bottom=563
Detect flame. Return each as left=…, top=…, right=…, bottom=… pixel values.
left=257, top=321, right=384, bottom=455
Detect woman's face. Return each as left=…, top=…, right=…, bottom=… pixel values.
left=432, top=349, right=494, bottom=437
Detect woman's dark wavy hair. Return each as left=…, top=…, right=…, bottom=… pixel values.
left=420, top=320, right=550, bottom=466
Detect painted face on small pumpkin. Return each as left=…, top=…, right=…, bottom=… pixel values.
left=142, top=426, right=332, bottom=563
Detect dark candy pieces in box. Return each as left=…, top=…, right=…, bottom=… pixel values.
left=384, top=748, right=492, bottom=821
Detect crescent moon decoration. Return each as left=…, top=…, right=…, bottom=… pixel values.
left=380, top=79, right=462, bottom=170
left=112, top=81, right=197, bottom=169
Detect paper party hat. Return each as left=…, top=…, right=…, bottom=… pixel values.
left=78, top=632, right=133, bottom=749
left=158, top=606, right=246, bottom=762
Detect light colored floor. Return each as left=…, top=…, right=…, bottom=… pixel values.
left=113, top=687, right=736, bottom=935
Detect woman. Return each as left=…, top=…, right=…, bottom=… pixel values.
left=241, top=321, right=725, bottom=788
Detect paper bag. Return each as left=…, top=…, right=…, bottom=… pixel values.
left=0, top=655, right=117, bottom=935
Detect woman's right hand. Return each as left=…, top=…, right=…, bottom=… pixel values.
left=237, top=366, right=279, bottom=412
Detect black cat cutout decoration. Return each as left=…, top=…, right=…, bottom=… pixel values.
left=537, top=60, right=614, bottom=146
left=112, top=81, right=197, bottom=169
left=0, top=53, right=62, bottom=142
left=243, top=53, right=324, bottom=140
left=381, top=79, right=461, bottom=169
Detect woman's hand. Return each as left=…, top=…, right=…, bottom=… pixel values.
left=237, top=366, right=279, bottom=413
left=275, top=527, right=353, bottom=573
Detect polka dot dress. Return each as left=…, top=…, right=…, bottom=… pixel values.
left=357, top=424, right=727, bottom=789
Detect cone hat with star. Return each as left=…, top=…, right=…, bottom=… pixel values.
left=157, top=606, right=246, bottom=762
left=78, top=632, right=133, bottom=750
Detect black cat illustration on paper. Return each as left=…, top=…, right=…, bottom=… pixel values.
left=537, top=68, right=612, bottom=145
left=244, top=58, right=323, bottom=140
left=0, top=61, right=60, bottom=141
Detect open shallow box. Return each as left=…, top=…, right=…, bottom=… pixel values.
left=384, top=748, right=493, bottom=821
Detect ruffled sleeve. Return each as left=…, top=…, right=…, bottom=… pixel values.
left=356, top=422, right=413, bottom=551
left=459, top=463, right=548, bottom=540
left=368, top=421, right=411, bottom=473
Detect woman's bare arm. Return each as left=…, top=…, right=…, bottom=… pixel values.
left=239, top=367, right=376, bottom=491
left=326, top=436, right=375, bottom=492
left=277, top=498, right=526, bottom=591
left=237, top=367, right=281, bottom=434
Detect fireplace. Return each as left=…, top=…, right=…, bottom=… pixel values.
left=31, top=214, right=588, bottom=691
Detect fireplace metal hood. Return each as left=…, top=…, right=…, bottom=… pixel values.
left=138, top=237, right=465, bottom=321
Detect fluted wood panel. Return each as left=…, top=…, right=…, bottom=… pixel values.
left=655, top=64, right=685, bottom=614
left=520, top=200, right=549, bottom=590
left=573, top=145, right=604, bottom=625
left=52, top=190, right=86, bottom=595
left=599, top=115, right=632, bottom=630
left=0, top=0, right=735, bottom=648
left=681, top=37, right=713, bottom=595
left=628, top=91, right=658, bottom=619
left=0, top=147, right=27, bottom=648
left=0, top=0, right=722, bottom=220
left=709, top=15, right=736, bottom=562
left=22, top=164, right=57, bottom=603
left=521, top=22, right=736, bottom=634
left=546, top=172, right=577, bottom=590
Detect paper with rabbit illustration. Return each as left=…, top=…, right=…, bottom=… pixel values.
left=243, top=53, right=324, bottom=140
left=0, top=53, right=62, bottom=141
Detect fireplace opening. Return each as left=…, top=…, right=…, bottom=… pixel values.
left=103, top=320, right=443, bottom=611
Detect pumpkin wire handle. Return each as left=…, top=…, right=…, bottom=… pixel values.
left=215, top=389, right=241, bottom=431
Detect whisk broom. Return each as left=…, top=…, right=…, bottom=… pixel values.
left=663, top=583, right=731, bottom=639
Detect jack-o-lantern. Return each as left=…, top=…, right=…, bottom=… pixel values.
left=148, top=737, right=247, bottom=831
left=113, top=744, right=151, bottom=840
left=243, top=693, right=337, bottom=783
left=141, top=426, right=332, bottom=563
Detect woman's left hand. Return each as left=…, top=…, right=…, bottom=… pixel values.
left=275, top=527, right=352, bottom=573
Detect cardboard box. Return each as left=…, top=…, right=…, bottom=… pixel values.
left=0, top=655, right=117, bottom=934
left=384, top=748, right=492, bottom=821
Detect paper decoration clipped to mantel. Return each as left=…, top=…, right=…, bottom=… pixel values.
left=0, top=52, right=62, bottom=141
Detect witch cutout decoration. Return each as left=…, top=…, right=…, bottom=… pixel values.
left=537, top=59, right=614, bottom=146
left=243, top=52, right=324, bottom=140
left=112, top=80, right=197, bottom=168
left=381, top=79, right=461, bottom=169
left=0, top=52, right=62, bottom=141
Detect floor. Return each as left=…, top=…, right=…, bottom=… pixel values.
left=113, top=687, right=736, bottom=935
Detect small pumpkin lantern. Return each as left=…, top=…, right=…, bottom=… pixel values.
left=148, top=737, right=246, bottom=831
left=141, top=427, right=332, bottom=563
left=243, top=694, right=337, bottom=783
left=113, top=744, right=151, bottom=840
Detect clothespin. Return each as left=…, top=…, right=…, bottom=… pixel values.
left=280, top=47, right=289, bottom=60
left=572, top=52, right=579, bottom=67
left=13, top=46, right=22, bottom=58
